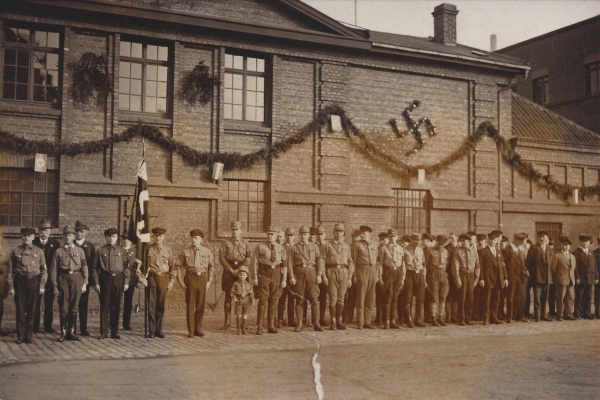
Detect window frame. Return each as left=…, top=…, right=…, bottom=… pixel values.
left=393, top=189, right=431, bottom=236
left=220, top=180, right=269, bottom=234
left=532, top=75, right=550, bottom=105
left=585, top=61, right=600, bottom=96
left=118, top=37, right=172, bottom=116
left=223, top=51, right=271, bottom=125
left=1, top=24, right=62, bottom=106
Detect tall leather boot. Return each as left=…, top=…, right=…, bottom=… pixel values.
left=295, top=303, right=304, bottom=332
left=57, top=314, right=66, bottom=342
left=241, top=317, right=247, bottom=335
left=430, top=304, right=440, bottom=326
left=312, top=303, right=323, bottom=331
left=221, top=302, right=231, bottom=330
left=336, top=304, right=346, bottom=330
left=415, top=300, right=426, bottom=327
left=329, top=306, right=337, bottom=330
left=383, top=304, right=390, bottom=329
left=236, top=317, right=242, bottom=335
left=268, top=300, right=278, bottom=334
left=68, top=313, right=81, bottom=341
left=256, top=303, right=265, bottom=335
left=404, top=304, right=414, bottom=328
left=319, top=296, right=327, bottom=327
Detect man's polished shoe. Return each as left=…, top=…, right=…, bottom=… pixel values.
left=44, top=328, right=56, bottom=334
left=313, top=322, right=324, bottom=332
left=194, top=331, right=205, bottom=337
left=565, top=316, right=576, bottom=321
left=521, top=317, right=529, bottom=322
left=491, top=320, right=504, bottom=325
left=363, top=324, right=376, bottom=329
left=98, top=335, right=106, bottom=340
left=288, top=320, right=297, bottom=328
left=458, top=322, right=466, bottom=326
left=188, top=332, right=195, bottom=338
left=356, top=325, right=363, bottom=330
left=267, top=326, right=278, bottom=334
left=415, top=321, right=426, bottom=328
left=123, top=327, right=133, bottom=331
left=465, top=321, right=473, bottom=326
left=437, top=318, right=447, bottom=327
left=81, top=330, right=91, bottom=336
left=556, top=317, right=563, bottom=321
left=111, top=334, right=122, bottom=339
left=23, top=337, right=35, bottom=344
left=541, top=317, right=552, bottom=322
left=148, top=332, right=155, bottom=338
left=256, top=325, right=263, bottom=335
left=155, top=332, right=165, bottom=338
left=276, top=320, right=283, bottom=329
left=15, top=338, right=23, bottom=344
left=294, top=324, right=304, bottom=332
left=482, top=320, right=488, bottom=325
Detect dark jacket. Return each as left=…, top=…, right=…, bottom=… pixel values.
left=75, top=240, right=96, bottom=285
left=480, top=246, right=507, bottom=288
left=33, top=237, right=61, bottom=272
left=572, top=247, right=597, bottom=285
left=503, top=245, right=528, bottom=286
left=526, top=243, right=553, bottom=284
left=594, top=247, right=600, bottom=282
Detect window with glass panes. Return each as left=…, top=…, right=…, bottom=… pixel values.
left=2, top=26, right=60, bottom=103
left=224, top=54, right=266, bottom=122
left=221, top=181, right=266, bottom=233
left=586, top=62, right=599, bottom=96
left=119, top=40, right=169, bottom=113
left=533, top=76, right=550, bottom=105
left=0, top=168, right=59, bottom=227
left=393, top=189, right=430, bottom=235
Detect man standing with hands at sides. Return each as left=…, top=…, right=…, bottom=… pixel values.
left=479, top=232, right=508, bottom=325
left=572, top=235, right=598, bottom=319
left=504, top=233, right=529, bottom=323
left=551, top=237, right=578, bottom=321
left=401, top=234, right=426, bottom=328
left=50, top=226, right=88, bottom=342
left=7, top=227, right=47, bottom=344
left=173, top=229, right=213, bottom=338
left=250, top=226, right=287, bottom=335
left=452, top=233, right=480, bottom=326
left=378, top=229, right=405, bottom=329
left=425, top=235, right=450, bottom=326
left=93, top=228, right=130, bottom=340
left=288, top=225, right=325, bottom=332
left=145, top=227, right=174, bottom=338
left=121, top=234, right=138, bottom=332
left=351, top=226, right=380, bottom=330
left=525, top=231, right=554, bottom=322
left=594, top=237, right=600, bottom=319
left=277, top=228, right=296, bottom=328
left=219, top=221, right=252, bottom=331
left=32, top=218, right=60, bottom=334
left=315, top=226, right=329, bottom=328
left=73, top=220, right=95, bottom=336
left=445, top=233, right=459, bottom=324
left=322, top=224, right=354, bottom=330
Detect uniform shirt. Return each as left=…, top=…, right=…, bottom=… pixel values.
left=351, top=240, right=378, bottom=267
left=93, top=244, right=130, bottom=284
left=378, top=242, right=406, bottom=282
left=231, top=279, right=253, bottom=300
left=50, top=244, right=89, bottom=287
left=219, top=238, right=252, bottom=271
left=250, top=241, right=288, bottom=283
left=323, top=240, right=355, bottom=276
left=425, top=246, right=449, bottom=271
left=148, top=243, right=175, bottom=275
left=452, top=246, right=481, bottom=282
left=7, top=244, right=47, bottom=291
left=123, top=245, right=138, bottom=286
left=403, top=244, right=425, bottom=273
left=287, top=241, right=325, bottom=281
left=75, top=239, right=96, bottom=285
left=176, top=245, right=214, bottom=282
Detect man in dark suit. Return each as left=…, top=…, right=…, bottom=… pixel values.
left=479, top=232, right=508, bottom=324
left=572, top=235, right=598, bottom=319
left=525, top=231, right=553, bottom=322
left=551, top=237, right=578, bottom=321
left=593, top=237, right=600, bottom=319
left=504, top=233, right=529, bottom=323
left=73, top=220, right=96, bottom=336
left=32, top=218, right=61, bottom=333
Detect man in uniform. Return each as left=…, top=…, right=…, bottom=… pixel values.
left=74, top=220, right=96, bottom=336
left=219, top=221, right=252, bottom=331
left=172, top=229, right=214, bottom=338
left=572, top=235, right=598, bottom=319
left=315, top=226, right=329, bottom=327
left=594, top=237, right=600, bottom=319
left=343, top=229, right=362, bottom=326
left=322, top=223, right=354, bottom=330
left=250, top=225, right=287, bottom=334
left=452, top=233, right=480, bottom=326
left=121, top=234, right=138, bottom=331
left=551, top=237, right=578, bottom=321
left=93, top=228, right=130, bottom=340
left=32, top=218, right=60, bottom=333
left=288, top=225, right=325, bottom=332
left=378, top=229, right=405, bottom=329
left=8, top=227, right=47, bottom=344
left=351, top=225, right=380, bottom=330
left=479, top=232, right=508, bottom=325
left=146, top=227, right=174, bottom=338
left=277, top=228, right=296, bottom=328
left=375, top=232, right=389, bottom=326
left=425, top=235, right=450, bottom=326
left=401, top=234, right=426, bottom=327
left=445, top=233, right=459, bottom=323
left=525, top=231, right=554, bottom=322
left=50, top=226, right=88, bottom=342
left=504, top=233, right=529, bottom=323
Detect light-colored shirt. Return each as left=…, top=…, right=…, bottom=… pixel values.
left=176, top=245, right=214, bottom=282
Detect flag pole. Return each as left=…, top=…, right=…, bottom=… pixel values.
left=142, top=137, right=148, bottom=339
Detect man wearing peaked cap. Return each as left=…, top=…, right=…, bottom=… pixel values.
left=277, top=227, right=297, bottom=328
left=315, top=226, right=329, bottom=328
left=551, top=237, right=578, bottom=321
left=572, top=234, right=597, bottom=319
left=146, top=227, right=175, bottom=339
left=32, top=218, right=61, bottom=334
left=504, top=233, right=530, bottom=323
left=525, top=230, right=553, bottom=322
left=451, top=233, right=480, bottom=326
left=400, top=233, right=427, bottom=328
left=120, top=231, right=139, bottom=332
left=374, top=231, right=390, bottom=326
left=424, top=234, right=450, bottom=326
left=351, top=226, right=379, bottom=330
left=74, top=220, right=96, bottom=336
left=219, top=221, right=252, bottom=331
left=378, top=228, right=405, bottom=329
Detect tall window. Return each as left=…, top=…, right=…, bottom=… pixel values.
left=224, top=53, right=266, bottom=122
left=2, top=26, right=60, bottom=104
left=0, top=168, right=59, bottom=227
left=393, top=189, right=430, bottom=235
left=586, top=62, right=599, bottom=96
left=119, top=40, right=170, bottom=114
left=221, top=180, right=266, bottom=233
left=533, top=76, right=550, bottom=105
left=535, top=222, right=562, bottom=245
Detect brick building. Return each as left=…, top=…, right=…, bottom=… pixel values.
left=1, top=0, right=599, bottom=257
left=497, top=14, right=600, bottom=134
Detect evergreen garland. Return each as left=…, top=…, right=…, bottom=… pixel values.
left=180, top=61, right=220, bottom=104
left=68, top=52, right=112, bottom=106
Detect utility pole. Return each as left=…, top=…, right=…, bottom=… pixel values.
left=355, top=0, right=357, bottom=25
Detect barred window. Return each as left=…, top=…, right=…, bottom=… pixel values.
left=224, top=53, right=267, bottom=122
left=2, top=26, right=60, bottom=104
left=535, top=222, right=562, bottom=245
left=220, top=180, right=266, bottom=233
left=119, top=40, right=170, bottom=114
left=0, top=168, right=59, bottom=227
left=393, top=189, right=431, bottom=235
left=533, top=76, right=549, bottom=105
left=586, top=62, right=599, bottom=96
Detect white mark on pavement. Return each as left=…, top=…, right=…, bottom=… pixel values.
left=312, top=331, right=324, bottom=400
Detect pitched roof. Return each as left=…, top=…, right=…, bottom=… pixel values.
left=511, top=92, right=600, bottom=146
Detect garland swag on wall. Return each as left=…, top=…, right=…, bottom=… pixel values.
left=0, top=104, right=598, bottom=200
left=68, top=52, right=112, bottom=106
left=180, top=61, right=221, bottom=105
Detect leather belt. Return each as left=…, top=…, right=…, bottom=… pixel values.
left=228, top=260, right=242, bottom=267
left=186, top=270, right=205, bottom=276
left=101, top=271, right=122, bottom=277
left=58, top=269, right=80, bottom=275
left=326, top=264, right=345, bottom=269
left=383, top=266, right=399, bottom=271
left=259, top=262, right=279, bottom=270
left=294, top=264, right=314, bottom=269
left=149, top=271, right=169, bottom=276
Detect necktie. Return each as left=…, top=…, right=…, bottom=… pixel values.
left=270, top=244, right=276, bottom=262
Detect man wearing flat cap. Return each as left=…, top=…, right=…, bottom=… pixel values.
left=73, top=220, right=96, bottom=336
left=174, top=229, right=214, bottom=338
left=424, top=235, right=450, bottom=326
left=288, top=225, right=325, bottom=332
left=504, top=233, right=530, bottom=323
left=121, top=232, right=139, bottom=332
left=277, top=227, right=297, bottom=328
left=250, top=226, right=287, bottom=334
left=479, top=232, right=508, bottom=325
left=219, top=221, right=252, bottom=331
left=145, top=227, right=174, bottom=338
left=550, top=237, right=578, bottom=321
left=375, top=232, right=389, bottom=326
left=444, top=233, right=459, bottom=324
left=321, top=224, right=354, bottom=330
left=572, top=235, right=598, bottom=319
left=525, top=231, right=554, bottom=322
left=32, top=218, right=60, bottom=334
left=7, top=227, right=47, bottom=344
left=93, top=228, right=130, bottom=340
left=400, top=233, right=427, bottom=328
left=378, top=229, right=405, bottom=329
left=315, top=226, right=330, bottom=327
left=451, top=233, right=480, bottom=326
left=472, top=233, right=488, bottom=323
left=594, top=237, right=600, bottom=319
left=50, top=226, right=88, bottom=342
left=349, top=225, right=380, bottom=330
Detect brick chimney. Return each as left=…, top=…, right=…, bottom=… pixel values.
left=432, top=3, right=458, bottom=46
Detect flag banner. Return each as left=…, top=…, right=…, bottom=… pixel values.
left=34, top=153, right=47, bottom=172
left=128, top=159, right=150, bottom=274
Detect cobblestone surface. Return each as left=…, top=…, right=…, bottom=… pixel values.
left=1, top=311, right=599, bottom=366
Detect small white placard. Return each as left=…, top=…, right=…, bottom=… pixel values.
left=212, top=162, right=224, bottom=181
left=330, top=115, right=342, bottom=133
left=418, top=169, right=426, bottom=183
